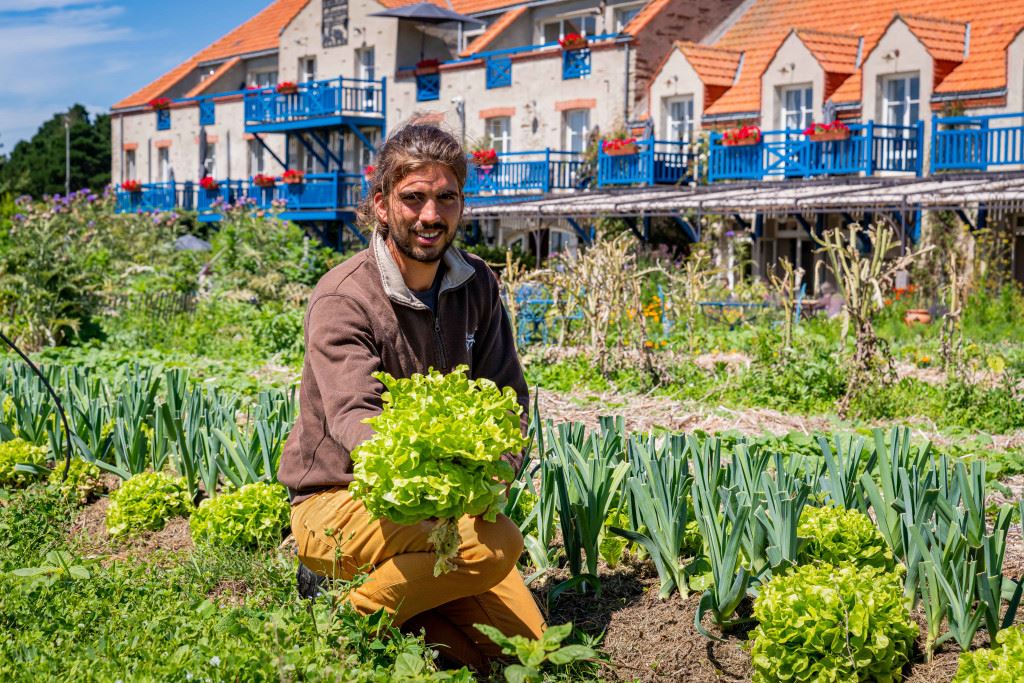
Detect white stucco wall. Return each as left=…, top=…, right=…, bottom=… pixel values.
left=1005, top=30, right=1024, bottom=113
left=647, top=49, right=705, bottom=136
left=861, top=19, right=934, bottom=166
left=761, top=33, right=825, bottom=129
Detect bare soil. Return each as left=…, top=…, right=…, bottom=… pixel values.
left=532, top=558, right=1012, bottom=683
left=68, top=491, right=193, bottom=565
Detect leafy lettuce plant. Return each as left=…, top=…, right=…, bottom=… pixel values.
left=47, top=457, right=105, bottom=504
left=351, top=366, right=527, bottom=575
left=190, top=482, right=290, bottom=548
left=750, top=562, right=916, bottom=683
left=0, top=438, right=48, bottom=488
left=105, top=471, right=191, bottom=537
left=798, top=504, right=894, bottom=570
left=954, top=624, right=1024, bottom=682
left=474, top=622, right=599, bottom=683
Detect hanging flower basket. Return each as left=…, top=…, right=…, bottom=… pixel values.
left=722, top=125, right=761, bottom=146
left=602, top=138, right=639, bottom=156
left=276, top=81, right=298, bottom=94
left=199, top=176, right=219, bottom=191
left=415, top=59, right=440, bottom=75
left=558, top=33, right=588, bottom=51
left=121, top=180, right=142, bottom=193
left=804, top=121, right=851, bottom=142
left=281, top=169, right=305, bottom=185
left=253, top=174, right=276, bottom=188
left=471, top=149, right=499, bottom=166
left=147, top=97, right=171, bottom=110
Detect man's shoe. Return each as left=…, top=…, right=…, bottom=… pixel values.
left=297, top=561, right=327, bottom=600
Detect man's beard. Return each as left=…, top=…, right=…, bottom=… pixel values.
left=390, top=221, right=455, bottom=263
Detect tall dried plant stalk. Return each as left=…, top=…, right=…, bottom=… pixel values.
left=766, top=258, right=805, bottom=350
left=499, top=249, right=535, bottom=353
left=939, top=250, right=968, bottom=373
left=816, top=224, right=929, bottom=413
left=661, top=249, right=719, bottom=353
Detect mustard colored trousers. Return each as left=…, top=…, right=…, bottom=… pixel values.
left=291, top=487, right=546, bottom=670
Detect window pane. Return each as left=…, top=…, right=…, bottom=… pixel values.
left=616, top=7, right=641, bottom=30
left=909, top=76, right=919, bottom=101
left=543, top=22, right=560, bottom=43
left=581, top=16, right=596, bottom=35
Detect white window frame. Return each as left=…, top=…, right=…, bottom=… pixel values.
left=779, top=84, right=813, bottom=131
left=614, top=2, right=645, bottom=32
left=539, top=13, right=597, bottom=45
left=158, top=147, right=171, bottom=182
left=300, top=57, right=316, bottom=83
left=248, top=139, right=265, bottom=175
left=562, top=108, right=590, bottom=153
left=664, top=96, right=695, bottom=143
left=125, top=149, right=136, bottom=179
left=485, top=117, right=512, bottom=154
left=249, top=70, right=278, bottom=88
left=881, top=73, right=921, bottom=127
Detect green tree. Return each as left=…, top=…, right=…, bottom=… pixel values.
left=0, top=104, right=110, bottom=198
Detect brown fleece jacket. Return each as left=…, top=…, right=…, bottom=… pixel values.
left=277, top=232, right=528, bottom=505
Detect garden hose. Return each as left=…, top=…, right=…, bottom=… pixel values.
left=0, top=330, right=72, bottom=482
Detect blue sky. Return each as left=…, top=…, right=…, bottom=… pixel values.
left=0, top=0, right=271, bottom=152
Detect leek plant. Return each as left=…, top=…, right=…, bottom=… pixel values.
left=754, top=455, right=809, bottom=575
left=609, top=433, right=692, bottom=599
left=816, top=433, right=874, bottom=511
left=690, top=437, right=752, bottom=638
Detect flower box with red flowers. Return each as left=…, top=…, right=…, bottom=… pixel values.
left=147, top=97, right=171, bottom=110
left=558, top=33, right=588, bottom=51
left=199, top=176, right=219, bottom=191
left=602, top=137, right=639, bottom=156
left=415, top=59, right=441, bottom=75
left=722, top=125, right=761, bottom=147
left=280, top=169, right=305, bottom=185
left=253, top=174, right=276, bottom=188
left=276, top=81, right=299, bottom=95
left=471, top=149, right=499, bottom=167
left=803, top=121, right=850, bottom=142
left=121, top=180, right=142, bottom=193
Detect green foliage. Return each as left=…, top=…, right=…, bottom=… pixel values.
left=47, top=457, right=105, bottom=505
left=798, top=505, right=894, bottom=570
left=105, top=471, right=191, bottom=537
left=750, top=562, right=916, bottom=683
left=190, top=482, right=290, bottom=549
left=475, top=622, right=599, bottom=683
left=0, top=438, right=48, bottom=487
left=351, top=367, right=525, bottom=574
left=0, top=485, right=74, bottom=571
left=0, top=104, right=110, bottom=197
left=954, top=624, right=1024, bottom=682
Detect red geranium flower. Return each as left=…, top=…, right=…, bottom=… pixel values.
left=199, top=176, right=219, bottom=191
left=148, top=97, right=171, bottom=109
left=121, top=180, right=142, bottom=192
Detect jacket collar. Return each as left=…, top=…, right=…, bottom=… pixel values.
left=372, top=230, right=475, bottom=309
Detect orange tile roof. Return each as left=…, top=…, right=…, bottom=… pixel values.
left=794, top=29, right=860, bottom=73
left=113, top=0, right=309, bottom=109
left=676, top=42, right=743, bottom=86
left=901, top=13, right=967, bottom=62
left=461, top=6, right=528, bottom=56
left=700, top=0, right=1024, bottom=117
left=622, top=0, right=670, bottom=36
left=185, top=56, right=242, bottom=98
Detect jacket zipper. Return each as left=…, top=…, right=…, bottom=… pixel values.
left=431, top=308, right=448, bottom=371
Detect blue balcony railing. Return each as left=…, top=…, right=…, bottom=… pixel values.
left=562, top=49, right=590, bottom=80
left=244, top=77, right=385, bottom=127
left=708, top=121, right=922, bottom=182
left=280, top=172, right=363, bottom=210
left=598, top=138, right=696, bottom=187
left=199, top=98, right=215, bottom=126
left=931, top=112, right=1024, bottom=172
left=463, top=150, right=587, bottom=195
left=416, top=73, right=440, bottom=102
left=485, top=56, right=512, bottom=89
left=196, top=180, right=247, bottom=216
left=115, top=182, right=179, bottom=213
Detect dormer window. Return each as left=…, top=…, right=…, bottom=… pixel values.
left=541, top=13, right=596, bottom=45
left=614, top=3, right=644, bottom=32
left=780, top=85, right=813, bottom=130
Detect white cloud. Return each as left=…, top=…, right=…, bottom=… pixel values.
left=0, top=5, right=131, bottom=58
left=0, top=0, right=96, bottom=10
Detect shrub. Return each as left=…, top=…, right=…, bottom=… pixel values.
left=189, top=482, right=290, bottom=549
left=954, top=624, right=1024, bottom=682
left=105, top=472, right=191, bottom=537
left=798, top=505, right=894, bottom=570
left=48, top=458, right=105, bottom=504
left=750, top=562, right=916, bottom=683
left=0, top=438, right=48, bottom=488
